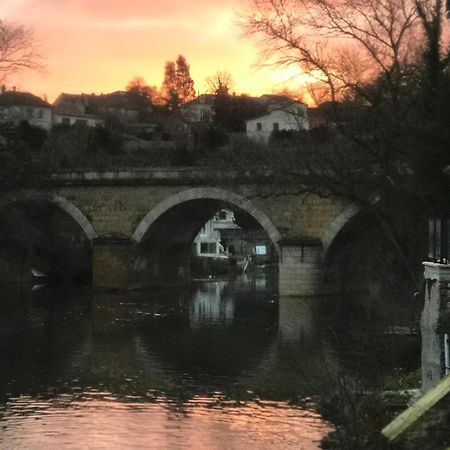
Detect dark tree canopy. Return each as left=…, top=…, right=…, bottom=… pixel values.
left=126, top=76, right=161, bottom=105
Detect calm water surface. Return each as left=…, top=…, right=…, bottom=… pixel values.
left=0, top=274, right=415, bottom=449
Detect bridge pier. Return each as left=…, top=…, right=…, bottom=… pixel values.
left=278, top=240, right=323, bottom=297
left=131, top=241, right=191, bottom=288
left=92, top=236, right=134, bottom=290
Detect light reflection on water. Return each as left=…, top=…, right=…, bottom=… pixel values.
left=0, top=393, right=329, bottom=449
left=0, top=276, right=333, bottom=449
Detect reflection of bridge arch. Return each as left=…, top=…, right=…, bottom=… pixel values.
left=132, top=187, right=282, bottom=251
left=0, top=192, right=97, bottom=243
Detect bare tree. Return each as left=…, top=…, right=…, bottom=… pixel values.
left=0, top=19, right=44, bottom=83
left=205, top=71, right=235, bottom=95
left=238, top=0, right=450, bottom=288
left=239, top=0, right=434, bottom=105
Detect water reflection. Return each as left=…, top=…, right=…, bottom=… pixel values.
left=190, top=281, right=234, bottom=327
left=0, top=393, right=329, bottom=450
left=0, top=276, right=334, bottom=449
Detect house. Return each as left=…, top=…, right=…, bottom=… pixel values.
left=0, top=90, right=53, bottom=130
left=193, top=209, right=238, bottom=257
left=193, top=209, right=274, bottom=264
left=246, top=96, right=309, bottom=144
left=182, top=94, right=215, bottom=123
left=53, top=110, right=104, bottom=127
left=53, top=91, right=152, bottom=125
left=219, top=228, right=275, bottom=263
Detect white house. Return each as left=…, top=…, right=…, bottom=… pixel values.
left=193, top=209, right=239, bottom=257
left=246, top=99, right=309, bottom=144
left=0, top=91, right=53, bottom=130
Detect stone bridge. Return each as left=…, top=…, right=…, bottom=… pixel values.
left=0, top=168, right=360, bottom=296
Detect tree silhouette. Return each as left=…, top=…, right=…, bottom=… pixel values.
left=162, top=61, right=180, bottom=109
left=205, top=70, right=234, bottom=95
left=162, top=55, right=195, bottom=108
left=0, top=19, right=44, bottom=83
left=126, top=76, right=162, bottom=105
left=238, top=0, right=450, bottom=288
left=175, top=55, right=195, bottom=103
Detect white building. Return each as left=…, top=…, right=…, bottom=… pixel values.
left=246, top=99, right=309, bottom=144
left=193, top=209, right=239, bottom=257
left=0, top=91, right=53, bottom=130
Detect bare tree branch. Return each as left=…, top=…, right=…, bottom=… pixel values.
left=0, top=20, right=44, bottom=83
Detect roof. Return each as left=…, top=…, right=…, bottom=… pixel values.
left=54, top=91, right=149, bottom=111
left=245, top=107, right=304, bottom=123
left=183, top=94, right=216, bottom=107
left=259, top=94, right=306, bottom=107
left=0, top=91, right=51, bottom=108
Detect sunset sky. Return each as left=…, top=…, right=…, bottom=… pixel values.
left=1, top=0, right=307, bottom=102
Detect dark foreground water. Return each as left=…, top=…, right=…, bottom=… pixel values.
left=0, top=275, right=419, bottom=449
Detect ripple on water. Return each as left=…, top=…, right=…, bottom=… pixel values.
left=0, top=392, right=331, bottom=450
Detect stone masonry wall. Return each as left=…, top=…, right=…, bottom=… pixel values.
left=55, top=184, right=350, bottom=244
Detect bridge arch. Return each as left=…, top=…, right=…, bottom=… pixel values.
left=0, top=192, right=97, bottom=243
left=0, top=192, right=97, bottom=282
left=132, top=187, right=282, bottom=250
left=321, top=204, right=361, bottom=255
left=130, top=187, right=282, bottom=288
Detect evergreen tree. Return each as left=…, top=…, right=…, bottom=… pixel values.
left=161, top=55, right=195, bottom=108
left=162, top=61, right=180, bottom=109
left=175, top=55, right=195, bottom=103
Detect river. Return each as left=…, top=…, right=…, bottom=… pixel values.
left=0, top=274, right=419, bottom=449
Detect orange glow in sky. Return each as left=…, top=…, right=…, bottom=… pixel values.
left=1, top=0, right=310, bottom=102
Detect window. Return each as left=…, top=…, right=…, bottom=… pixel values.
left=218, top=210, right=227, bottom=220
left=273, top=123, right=279, bottom=132
left=255, top=245, right=267, bottom=255
left=75, top=119, right=88, bottom=125
left=256, top=122, right=262, bottom=131
left=62, top=117, right=71, bottom=125
left=26, top=108, right=33, bottom=118
left=37, top=109, right=44, bottom=119
left=200, top=243, right=216, bottom=254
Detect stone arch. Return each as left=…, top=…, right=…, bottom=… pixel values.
left=0, top=192, right=97, bottom=243
left=321, top=204, right=361, bottom=254
left=132, top=187, right=282, bottom=252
